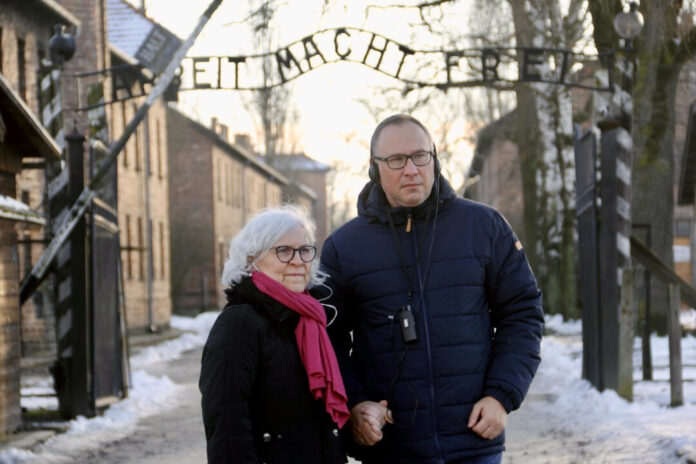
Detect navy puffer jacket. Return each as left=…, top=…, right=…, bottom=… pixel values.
left=320, top=177, right=543, bottom=463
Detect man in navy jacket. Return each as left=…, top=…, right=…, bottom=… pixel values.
left=320, top=114, right=544, bottom=464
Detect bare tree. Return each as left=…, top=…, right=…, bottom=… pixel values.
left=588, top=0, right=696, bottom=332
left=247, top=0, right=294, bottom=162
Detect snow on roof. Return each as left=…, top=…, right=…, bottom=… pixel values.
left=0, top=195, right=46, bottom=224
left=106, top=0, right=155, bottom=58
left=271, top=154, right=331, bottom=172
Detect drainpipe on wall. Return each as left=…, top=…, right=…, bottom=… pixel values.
left=143, top=114, right=156, bottom=333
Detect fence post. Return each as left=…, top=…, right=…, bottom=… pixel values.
left=667, top=283, right=684, bottom=407
left=618, top=265, right=634, bottom=401
left=598, top=126, right=632, bottom=392
left=51, top=127, right=92, bottom=418
left=574, top=127, right=602, bottom=389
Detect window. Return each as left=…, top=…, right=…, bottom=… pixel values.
left=17, top=37, right=26, bottom=100
left=160, top=222, right=166, bottom=279
left=37, top=48, right=45, bottom=104
left=134, top=104, right=141, bottom=171
left=122, top=101, right=129, bottom=167
left=138, top=216, right=144, bottom=279
left=148, top=219, right=154, bottom=278
left=125, top=215, right=132, bottom=279
left=219, top=242, right=226, bottom=275
left=156, top=119, right=163, bottom=179
left=675, top=219, right=691, bottom=238
left=226, top=163, right=232, bottom=205
left=234, top=166, right=242, bottom=207
left=217, top=159, right=222, bottom=201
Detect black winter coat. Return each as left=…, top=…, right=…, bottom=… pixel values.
left=320, top=178, right=544, bottom=464
left=199, top=277, right=345, bottom=464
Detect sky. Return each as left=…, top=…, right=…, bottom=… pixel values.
left=120, top=0, right=479, bottom=215
left=2, top=312, right=695, bottom=463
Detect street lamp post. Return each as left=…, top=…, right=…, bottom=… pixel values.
left=613, top=1, right=644, bottom=130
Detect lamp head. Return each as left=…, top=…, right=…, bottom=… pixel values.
left=613, top=2, right=644, bottom=40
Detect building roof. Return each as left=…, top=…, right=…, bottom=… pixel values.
left=36, top=0, right=81, bottom=28
left=679, top=102, right=696, bottom=205
left=166, top=105, right=290, bottom=185
left=106, top=0, right=181, bottom=74
left=287, top=180, right=318, bottom=201
left=0, top=195, right=46, bottom=225
left=0, top=73, right=61, bottom=160
left=270, top=153, right=331, bottom=173
left=106, top=0, right=158, bottom=57
left=468, top=110, right=517, bottom=179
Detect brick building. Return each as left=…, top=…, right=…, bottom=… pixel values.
left=270, top=153, right=331, bottom=250
left=106, top=0, right=176, bottom=331
left=167, top=107, right=313, bottom=314
left=1, top=0, right=81, bottom=360
left=0, top=74, right=61, bottom=436
left=464, top=111, right=524, bottom=236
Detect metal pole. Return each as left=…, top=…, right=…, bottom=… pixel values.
left=667, top=283, right=684, bottom=407
left=19, top=0, right=224, bottom=304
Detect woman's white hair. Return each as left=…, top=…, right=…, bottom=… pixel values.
left=221, top=204, right=327, bottom=289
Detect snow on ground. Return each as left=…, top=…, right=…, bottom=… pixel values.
left=2, top=311, right=695, bottom=463
left=529, top=315, right=696, bottom=463
left=129, top=313, right=218, bottom=369
left=0, top=312, right=219, bottom=464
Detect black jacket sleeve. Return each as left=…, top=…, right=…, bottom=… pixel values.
left=483, top=212, right=544, bottom=412
left=199, top=305, right=263, bottom=463
left=321, top=237, right=369, bottom=410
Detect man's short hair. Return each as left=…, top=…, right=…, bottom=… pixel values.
left=369, top=114, right=434, bottom=158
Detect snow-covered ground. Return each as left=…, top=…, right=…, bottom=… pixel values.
left=0, top=313, right=218, bottom=464
left=521, top=314, right=696, bottom=463
left=1, top=312, right=694, bottom=463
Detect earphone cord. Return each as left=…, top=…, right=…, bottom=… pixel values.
left=420, top=173, right=441, bottom=289
left=385, top=204, right=433, bottom=304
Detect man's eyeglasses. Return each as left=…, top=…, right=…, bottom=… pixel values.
left=272, top=245, right=317, bottom=263
left=373, top=151, right=433, bottom=170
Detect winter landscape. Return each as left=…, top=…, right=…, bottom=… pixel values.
left=0, top=313, right=693, bottom=464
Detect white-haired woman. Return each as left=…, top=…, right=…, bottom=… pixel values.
left=199, top=205, right=349, bottom=464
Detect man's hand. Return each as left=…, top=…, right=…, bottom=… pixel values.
left=467, top=396, right=507, bottom=440
left=350, top=400, right=394, bottom=446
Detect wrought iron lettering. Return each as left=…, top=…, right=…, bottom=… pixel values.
left=193, top=57, right=212, bottom=89
left=302, top=35, right=327, bottom=69
left=275, top=47, right=304, bottom=83
left=334, top=28, right=351, bottom=60
left=72, top=27, right=616, bottom=111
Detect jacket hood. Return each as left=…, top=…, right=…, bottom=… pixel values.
left=357, top=175, right=457, bottom=225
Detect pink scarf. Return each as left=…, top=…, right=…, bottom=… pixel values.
left=251, top=271, right=350, bottom=428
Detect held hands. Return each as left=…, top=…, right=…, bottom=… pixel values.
left=467, top=396, right=507, bottom=440
left=350, top=400, right=394, bottom=446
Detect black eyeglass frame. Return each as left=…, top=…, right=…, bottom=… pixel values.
left=271, top=245, right=317, bottom=263
left=372, top=150, right=433, bottom=170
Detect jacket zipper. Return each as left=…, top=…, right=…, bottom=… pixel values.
left=411, top=223, right=444, bottom=463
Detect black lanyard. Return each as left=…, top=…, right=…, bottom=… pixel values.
left=385, top=205, right=432, bottom=303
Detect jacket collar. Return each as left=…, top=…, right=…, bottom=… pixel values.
left=357, top=175, right=456, bottom=225
left=225, top=277, right=296, bottom=323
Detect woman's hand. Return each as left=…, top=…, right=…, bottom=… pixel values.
left=350, top=400, right=394, bottom=446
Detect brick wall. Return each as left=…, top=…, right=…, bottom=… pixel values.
left=167, top=107, right=216, bottom=314
left=117, top=98, right=173, bottom=330
left=472, top=139, right=524, bottom=235
left=0, top=171, right=21, bottom=437
left=168, top=107, right=286, bottom=313
left=289, top=170, right=328, bottom=251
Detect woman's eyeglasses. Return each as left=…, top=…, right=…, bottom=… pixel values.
left=272, top=245, right=317, bottom=263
